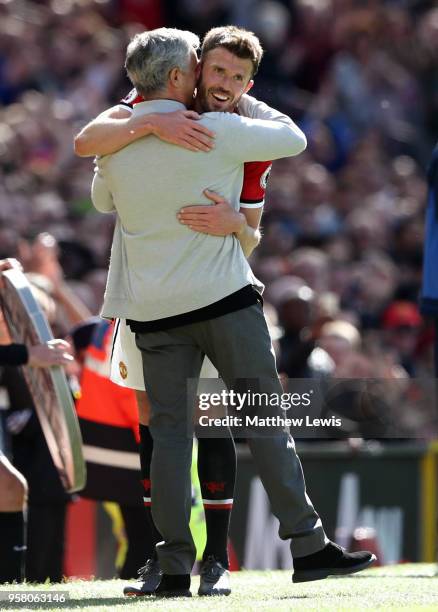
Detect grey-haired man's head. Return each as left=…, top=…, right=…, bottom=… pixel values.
left=125, top=28, right=200, bottom=104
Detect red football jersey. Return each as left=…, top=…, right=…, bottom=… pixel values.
left=239, top=160, right=272, bottom=208
left=120, top=89, right=143, bottom=107
left=120, top=89, right=272, bottom=207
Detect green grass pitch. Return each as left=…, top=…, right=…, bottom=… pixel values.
left=1, top=564, right=438, bottom=611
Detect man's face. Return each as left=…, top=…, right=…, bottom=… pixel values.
left=197, top=47, right=254, bottom=112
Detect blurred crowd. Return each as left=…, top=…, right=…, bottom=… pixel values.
left=1, top=0, right=437, bottom=389
left=1, top=0, right=438, bottom=584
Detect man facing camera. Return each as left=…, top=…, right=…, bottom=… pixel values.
left=92, top=27, right=375, bottom=598
left=76, top=25, right=290, bottom=597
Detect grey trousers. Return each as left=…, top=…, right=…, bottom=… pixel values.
left=136, top=303, right=328, bottom=574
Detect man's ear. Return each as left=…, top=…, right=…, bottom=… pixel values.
left=244, top=79, right=254, bottom=95
left=195, top=60, right=202, bottom=82
left=169, top=66, right=181, bottom=88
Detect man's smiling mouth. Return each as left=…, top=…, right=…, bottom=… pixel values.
left=211, top=92, right=230, bottom=102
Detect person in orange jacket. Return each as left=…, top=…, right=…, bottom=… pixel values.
left=72, top=318, right=151, bottom=579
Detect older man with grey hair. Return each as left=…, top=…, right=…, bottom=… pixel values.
left=125, top=29, right=200, bottom=100
left=92, top=27, right=375, bottom=598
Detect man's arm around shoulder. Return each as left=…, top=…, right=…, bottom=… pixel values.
left=74, top=106, right=215, bottom=157
left=238, top=94, right=293, bottom=126
left=210, top=112, right=306, bottom=164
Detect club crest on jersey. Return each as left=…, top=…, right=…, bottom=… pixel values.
left=204, top=481, right=226, bottom=494
left=260, top=165, right=272, bottom=189
left=119, top=361, right=128, bottom=379
left=121, top=88, right=139, bottom=106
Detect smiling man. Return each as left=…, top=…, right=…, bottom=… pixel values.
left=88, top=27, right=375, bottom=598
left=75, top=26, right=280, bottom=598
left=197, top=30, right=255, bottom=111
left=75, top=26, right=277, bottom=253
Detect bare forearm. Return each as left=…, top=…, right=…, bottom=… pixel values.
left=236, top=223, right=261, bottom=258
left=237, top=206, right=263, bottom=258
left=74, top=109, right=215, bottom=157
left=178, top=193, right=263, bottom=257
left=74, top=116, right=154, bottom=157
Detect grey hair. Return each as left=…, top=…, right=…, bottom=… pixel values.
left=125, top=28, right=200, bottom=97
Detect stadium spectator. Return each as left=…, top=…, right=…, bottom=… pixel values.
left=317, top=320, right=362, bottom=377
left=381, top=301, right=423, bottom=377
left=0, top=258, right=73, bottom=584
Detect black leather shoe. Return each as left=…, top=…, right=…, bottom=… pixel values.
left=153, top=574, right=192, bottom=598
left=292, top=541, right=376, bottom=583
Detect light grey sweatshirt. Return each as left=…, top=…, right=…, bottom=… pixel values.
left=92, top=99, right=306, bottom=321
